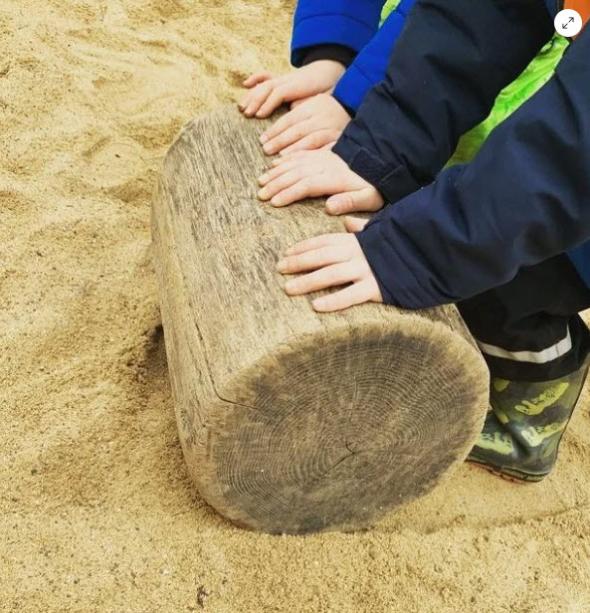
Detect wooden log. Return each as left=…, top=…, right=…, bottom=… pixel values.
left=152, top=107, right=489, bottom=535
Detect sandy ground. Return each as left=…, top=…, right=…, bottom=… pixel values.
left=2, top=1, right=590, bottom=611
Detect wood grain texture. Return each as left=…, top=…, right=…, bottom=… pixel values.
left=152, top=107, right=490, bottom=535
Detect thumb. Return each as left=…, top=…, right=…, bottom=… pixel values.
left=344, top=216, right=369, bottom=233
left=325, top=187, right=382, bottom=216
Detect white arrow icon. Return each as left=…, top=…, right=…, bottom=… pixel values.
left=555, top=9, right=583, bottom=37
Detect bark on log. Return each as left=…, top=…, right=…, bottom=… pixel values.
left=152, top=107, right=489, bottom=535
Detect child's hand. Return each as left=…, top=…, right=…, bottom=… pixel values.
left=277, top=216, right=383, bottom=312
left=258, top=149, right=384, bottom=214
left=239, top=61, right=346, bottom=119
left=258, top=94, right=351, bottom=156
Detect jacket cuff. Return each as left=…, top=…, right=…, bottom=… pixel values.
left=300, top=44, right=357, bottom=68
left=333, top=139, right=422, bottom=203
left=355, top=218, right=434, bottom=309
left=291, top=13, right=379, bottom=66
left=333, top=64, right=375, bottom=113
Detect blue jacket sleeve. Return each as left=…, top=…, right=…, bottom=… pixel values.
left=333, top=0, right=415, bottom=113
left=291, top=1, right=383, bottom=66
left=357, top=26, right=590, bottom=309
left=332, top=0, right=553, bottom=204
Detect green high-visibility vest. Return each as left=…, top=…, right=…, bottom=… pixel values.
left=377, top=1, right=567, bottom=165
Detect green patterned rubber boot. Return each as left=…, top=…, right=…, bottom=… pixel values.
left=468, top=363, right=589, bottom=482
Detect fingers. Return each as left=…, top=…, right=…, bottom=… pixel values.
left=284, top=261, right=361, bottom=296
left=261, top=120, right=314, bottom=156
left=277, top=229, right=384, bottom=312
left=259, top=93, right=344, bottom=155
left=256, top=86, right=290, bottom=118
left=277, top=244, right=351, bottom=274
left=242, top=71, right=273, bottom=88
left=259, top=153, right=332, bottom=206
left=280, top=129, right=341, bottom=156
left=241, top=80, right=274, bottom=117
left=343, top=216, right=369, bottom=233
left=262, top=176, right=324, bottom=207
left=258, top=160, right=300, bottom=186
left=312, top=280, right=376, bottom=312
left=261, top=150, right=372, bottom=206
left=260, top=106, right=308, bottom=145
left=272, top=149, right=310, bottom=165
left=258, top=169, right=307, bottom=203
left=278, top=140, right=334, bottom=158
left=285, top=234, right=347, bottom=256
left=325, top=188, right=384, bottom=215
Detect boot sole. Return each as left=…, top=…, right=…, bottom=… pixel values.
left=466, top=458, right=547, bottom=484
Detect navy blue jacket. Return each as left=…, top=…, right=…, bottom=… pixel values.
left=332, top=0, right=590, bottom=308
left=291, top=1, right=416, bottom=112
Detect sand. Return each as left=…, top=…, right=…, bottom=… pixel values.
left=2, top=1, right=590, bottom=611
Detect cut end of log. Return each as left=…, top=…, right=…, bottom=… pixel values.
left=194, top=322, right=487, bottom=535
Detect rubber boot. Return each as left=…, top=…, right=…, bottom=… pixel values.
left=467, top=362, right=589, bottom=482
